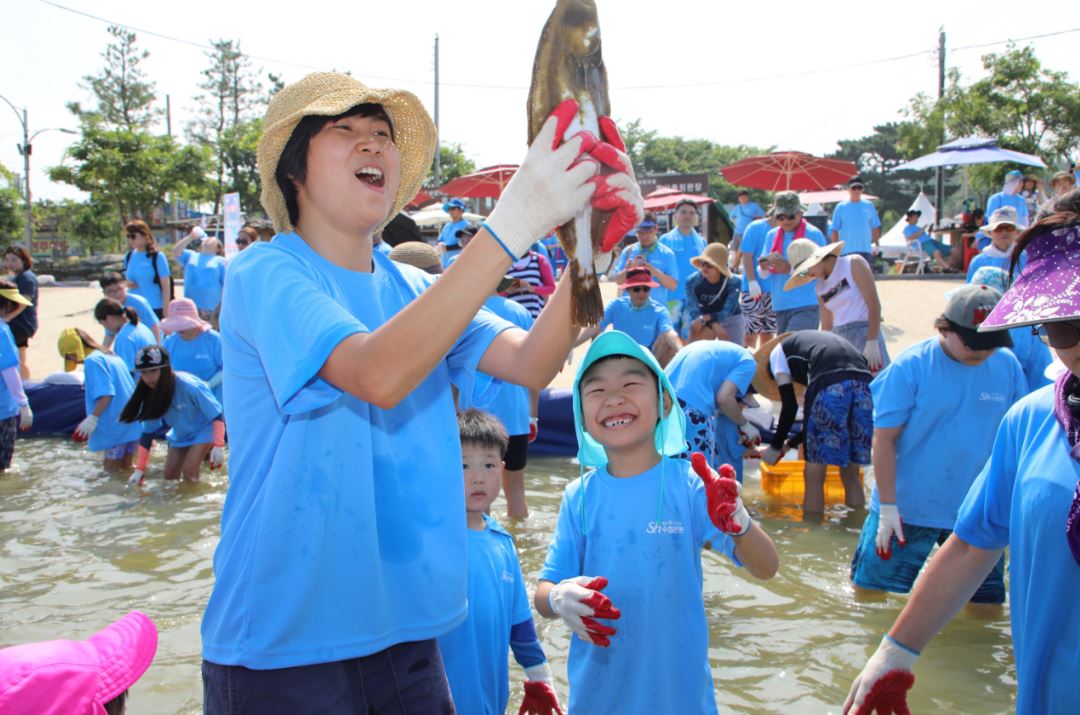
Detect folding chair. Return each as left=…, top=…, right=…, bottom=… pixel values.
left=894, top=239, right=930, bottom=274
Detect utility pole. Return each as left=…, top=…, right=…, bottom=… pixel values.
left=433, top=34, right=441, bottom=187
left=935, top=28, right=946, bottom=222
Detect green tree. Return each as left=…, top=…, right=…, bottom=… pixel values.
left=0, top=163, right=22, bottom=245
left=188, top=39, right=264, bottom=216
left=428, top=143, right=476, bottom=186
left=221, top=117, right=264, bottom=215
left=34, top=198, right=116, bottom=255
left=76, top=25, right=158, bottom=131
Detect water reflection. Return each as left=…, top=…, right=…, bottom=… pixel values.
left=0, top=442, right=1014, bottom=714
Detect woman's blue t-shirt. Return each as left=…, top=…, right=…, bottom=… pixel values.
left=151, top=371, right=221, bottom=447
left=180, top=249, right=226, bottom=311
left=123, top=293, right=160, bottom=335
left=0, top=324, right=21, bottom=419
left=164, top=329, right=224, bottom=404
left=113, top=322, right=156, bottom=374
left=201, top=234, right=512, bottom=669
left=83, top=351, right=142, bottom=452
left=125, top=250, right=171, bottom=310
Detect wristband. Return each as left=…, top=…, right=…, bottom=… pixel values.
left=480, top=222, right=517, bottom=260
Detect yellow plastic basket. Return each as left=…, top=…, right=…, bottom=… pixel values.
left=758, top=460, right=858, bottom=503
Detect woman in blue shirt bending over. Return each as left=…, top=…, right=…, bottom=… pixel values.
left=120, top=345, right=224, bottom=485
left=161, top=298, right=224, bottom=405
left=123, top=220, right=172, bottom=318
left=94, top=299, right=155, bottom=374
left=69, top=333, right=144, bottom=474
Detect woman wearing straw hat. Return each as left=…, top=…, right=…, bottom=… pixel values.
left=198, top=72, right=643, bottom=709
left=785, top=239, right=890, bottom=371
left=685, top=242, right=746, bottom=346
left=844, top=188, right=1080, bottom=715
left=752, top=330, right=874, bottom=513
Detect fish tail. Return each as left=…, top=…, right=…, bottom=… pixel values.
left=570, top=266, right=604, bottom=326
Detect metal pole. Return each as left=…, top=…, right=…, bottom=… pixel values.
left=935, top=28, right=946, bottom=222
left=433, top=34, right=441, bottom=186
left=21, top=107, right=31, bottom=246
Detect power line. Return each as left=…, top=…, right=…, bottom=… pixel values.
left=36, top=0, right=1080, bottom=92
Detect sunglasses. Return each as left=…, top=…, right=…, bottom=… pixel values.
left=236, top=239, right=251, bottom=247
left=1034, top=322, right=1080, bottom=350
left=774, top=214, right=798, bottom=221
left=850, top=186, right=864, bottom=191
left=628, top=286, right=651, bottom=293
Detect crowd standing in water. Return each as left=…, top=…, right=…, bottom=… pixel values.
left=0, top=69, right=1078, bottom=715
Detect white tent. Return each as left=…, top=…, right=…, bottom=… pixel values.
left=879, top=193, right=937, bottom=259
left=407, top=202, right=483, bottom=228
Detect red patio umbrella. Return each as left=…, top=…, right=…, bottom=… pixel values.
left=439, top=164, right=519, bottom=199
left=405, top=189, right=434, bottom=211
left=719, top=152, right=857, bottom=192
left=643, top=189, right=715, bottom=212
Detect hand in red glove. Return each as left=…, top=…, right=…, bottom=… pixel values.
left=690, top=452, right=751, bottom=536
left=518, top=680, right=564, bottom=715
left=587, top=116, right=644, bottom=253
left=548, top=575, right=622, bottom=647
left=843, top=636, right=918, bottom=715
left=528, top=417, right=539, bottom=444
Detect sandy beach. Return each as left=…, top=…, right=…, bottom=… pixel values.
left=23, top=277, right=966, bottom=383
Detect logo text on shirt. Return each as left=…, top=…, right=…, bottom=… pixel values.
left=979, top=392, right=1006, bottom=402
left=646, top=520, right=685, bottom=535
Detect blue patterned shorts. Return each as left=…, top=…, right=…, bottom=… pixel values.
left=805, top=379, right=873, bottom=467
left=678, top=399, right=717, bottom=465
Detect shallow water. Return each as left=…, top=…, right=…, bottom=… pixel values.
left=1, top=440, right=1014, bottom=714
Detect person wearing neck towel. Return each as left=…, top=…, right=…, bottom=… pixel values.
left=966, top=206, right=1028, bottom=282
left=660, top=199, right=708, bottom=337
left=759, top=192, right=827, bottom=333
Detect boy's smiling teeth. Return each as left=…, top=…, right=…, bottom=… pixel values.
left=604, top=414, right=635, bottom=428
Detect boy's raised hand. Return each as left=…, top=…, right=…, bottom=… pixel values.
left=691, top=452, right=751, bottom=536
left=547, top=575, right=622, bottom=647
left=518, top=680, right=564, bottom=715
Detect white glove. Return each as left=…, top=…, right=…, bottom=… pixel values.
left=75, top=414, right=98, bottom=440
left=209, top=446, right=226, bottom=470
left=747, top=280, right=762, bottom=299
left=127, top=469, right=145, bottom=487
left=863, top=340, right=883, bottom=372
left=548, top=575, right=621, bottom=647
left=760, top=445, right=781, bottom=465
left=843, top=635, right=918, bottom=715
left=206, top=372, right=224, bottom=389
left=738, top=420, right=761, bottom=447
left=485, top=109, right=599, bottom=258
left=17, top=404, right=32, bottom=431
left=523, top=663, right=553, bottom=684
left=875, top=504, right=905, bottom=559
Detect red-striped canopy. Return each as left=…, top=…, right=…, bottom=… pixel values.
left=439, top=164, right=519, bottom=199
left=719, top=152, right=857, bottom=191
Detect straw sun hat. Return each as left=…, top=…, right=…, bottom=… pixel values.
left=258, top=72, right=437, bottom=233
left=690, top=243, right=731, bottom=277
left=783, top=240, right=845, bottom=291
left=751, top=332, right=806, bottom=402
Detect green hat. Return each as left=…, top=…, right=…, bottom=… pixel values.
left=572, top=331, right=687, bottom=468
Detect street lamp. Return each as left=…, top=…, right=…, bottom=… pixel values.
left=0, top=93, right=76, bottom=247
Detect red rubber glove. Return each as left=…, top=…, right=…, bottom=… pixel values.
left=548, top=575, right=622, bottom=647
left=843, top=636, right=918, bottom=714
left=690, top=452, right=751, bottom=536
left=528, top=417, right=539, bottom=444
left=587, top=116, right=643, bottom=253
left=518, top=680, right=564, bottom=715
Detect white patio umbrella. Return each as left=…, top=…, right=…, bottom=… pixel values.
left=892, top=136, right=1046, bottom=171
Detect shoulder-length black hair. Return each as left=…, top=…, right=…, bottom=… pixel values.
left=120, top=364, right=176, bottom=423
left=94, top=298, right=139, bottom=325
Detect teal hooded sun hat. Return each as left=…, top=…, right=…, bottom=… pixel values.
left=571, top=330, right=688, bottom=468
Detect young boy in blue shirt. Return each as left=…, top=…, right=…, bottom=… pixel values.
left=535, top=331, right=779, bottom=715
left=438, top=409, right=562, bottom=715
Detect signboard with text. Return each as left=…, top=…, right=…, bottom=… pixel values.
left=638, top=172, right=710, bottom=197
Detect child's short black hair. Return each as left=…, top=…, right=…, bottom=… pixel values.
left=99, top=272, right=124, bottom=289
left=275, top=103, right=394, bottom=227
left=458, top=408, right=509, bottom=458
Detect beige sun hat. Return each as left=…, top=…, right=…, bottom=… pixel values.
left=783, top=240, right=845, bottom=291
left=258, top=72, right=437, bottom=233
left=690, top=243, right=731, bottom=277
left=751, top=332, right=807, bottom=402
left=388, top=241, right=442, bottom=273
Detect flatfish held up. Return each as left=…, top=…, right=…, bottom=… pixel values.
left=527, top=0, right=612, bottom=327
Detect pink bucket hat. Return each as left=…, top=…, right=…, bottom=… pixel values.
left=979, top=223, right=1080, bottom=331
left=160, top=297, right=210, bottom=333
left=0, top=611, right=158, bottom=714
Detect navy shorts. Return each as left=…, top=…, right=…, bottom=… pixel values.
left=504, top=433, right=529, bottom=471
left=850, top=509, right=1006, bottom=604
left=203, top=639, right=455, bottom=714
left=805, top=379, right=872, bottom=467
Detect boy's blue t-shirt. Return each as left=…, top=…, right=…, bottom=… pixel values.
left=124, top=251, right=171, bottom=310
left=113, top=322, right=156, bottom=374
left=598, top=296, right=672, bottom=349
left=153, top=371, right=221, bottom=447
left=459, top=296, right=533, bottom=436
left=763, top=223, right=827, bottom=311
left=985, top=192, right=1029, bottom=227
left=612, top=242, right=679, bottom=304
left=438, top=515, right=533, bottom=715
left=830, top=200, right=881, bottom=255
left=83, top=351, right=142, bottom=452
left=0, top=324, right=21, bottom=419
left=869, top=337, right=1027, bottom=528
left=123, top=293, right=159, bottom=334
left=730, top=201, right=765, bottom=234
left=1006, top=328, right=1052, bottom=394
left=539, top=459, right=739, bottom=715
left=738, top=218, right=771, bottom=290
left=164, top=329, right=224, bottom=404
left=965, top=249, right=1027, bottom=282
left=180, top=249, right=226, bottom=312
left=658, top=228, right=706, bottom=302
left=201, top=234, right=513, bottom=668
left=953, top=387, right=1080, bottom=715
left=665, top=340, right=756, bottom=415
left=438, top=218, right=470, bottom=248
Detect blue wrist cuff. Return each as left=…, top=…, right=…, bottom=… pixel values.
left=884, top=634, right=921, bottom=657
left=481, top=222, right=516, bottom=260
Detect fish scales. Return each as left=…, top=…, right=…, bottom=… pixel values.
left=528, top=0, right=611, bottom=327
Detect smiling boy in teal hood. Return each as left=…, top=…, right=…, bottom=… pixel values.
left=535, top=330, right=778, bottom=715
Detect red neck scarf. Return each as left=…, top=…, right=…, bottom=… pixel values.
left=770, top=219, right=807, bottom=255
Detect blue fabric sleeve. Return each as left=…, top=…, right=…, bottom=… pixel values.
left=84, top=357, right=115, bottom=403
left=0, top=328, right=19, bottom=371
left=727, top=354, right=757, bottom=394
left=156, top=252, right=171, bottom=277
left=538, top=488, right=585, bottom=584
left=599, top=302, right=614, bottom=331
left=445, top=305, right=515, bottom=402
left=181, top=250, right=195, bottom=269
left=830, top=205, right=842, bottom=232
left=953, top=410, right=1016, bottom=550
left=613, top=248, right=630, bottom=274
left=657, top=305, right=674, bottom=333
left=870, top=207, right=882, bottom=229
left=509, top=619, right=547, bottom=669
left=870, top=361, right=916, bottom=429
left=188, top=376, right=224, bottom=422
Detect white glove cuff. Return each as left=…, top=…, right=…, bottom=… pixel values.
left=882, top=634, right=920, bottom=660
left=524, top=662, right=552, bottom=683
left=482, top=218, right=538, bottom=261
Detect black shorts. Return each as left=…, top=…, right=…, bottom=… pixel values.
left=9, top=324, right=31, bottom=348
left=504, top=433, right=530, bottom=471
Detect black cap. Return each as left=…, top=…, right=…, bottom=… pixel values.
left=455, top=226, right=480, bottom=240
left=134, top=345, right=170, bottom=371
left=848, top=176, right=865, bottom=188
left=905, top=209, right=922, bottom=217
